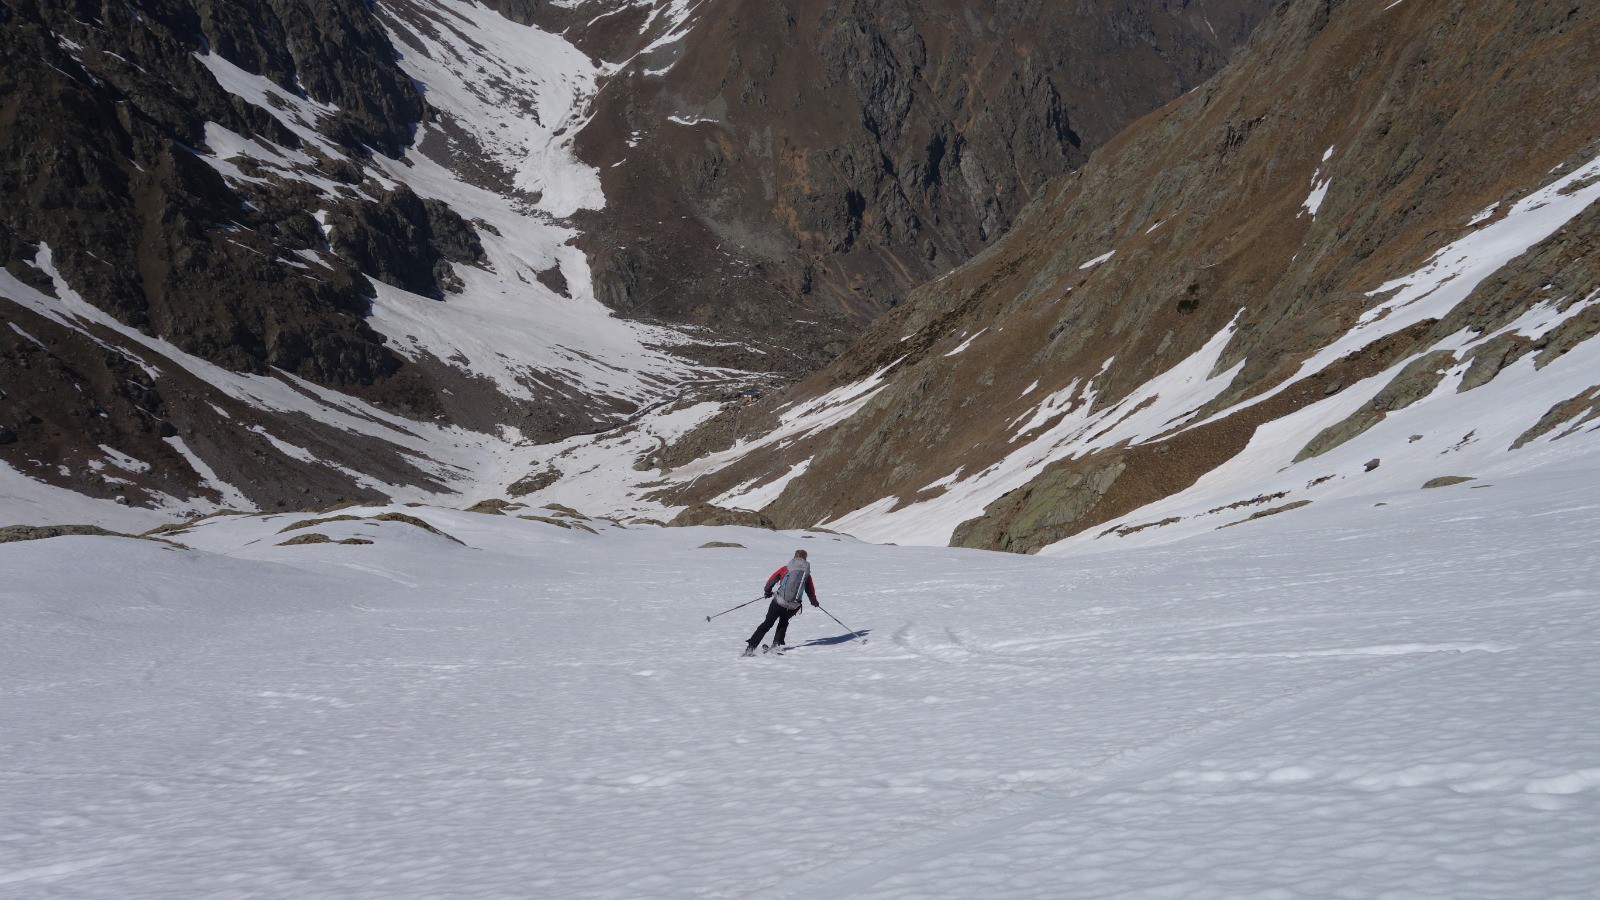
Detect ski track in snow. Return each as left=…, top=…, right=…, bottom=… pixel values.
left=787, top=611, right=1600, bottom=899
left=3, top=463, right=1599, bottom=897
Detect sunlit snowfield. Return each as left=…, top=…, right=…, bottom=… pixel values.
left=3, top=464, right=1598, bottom=897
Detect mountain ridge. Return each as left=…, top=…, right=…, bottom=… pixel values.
left=641, top=0, right=1600, bottom=552
left=0, top=0, right=1274, bottom=521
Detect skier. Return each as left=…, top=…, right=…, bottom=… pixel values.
left=743, top=549, right=819, bottom=656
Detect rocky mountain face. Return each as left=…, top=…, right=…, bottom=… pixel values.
left=0, top=0, right=1271, bottom=518
left=0, top=0, right=449, bottom=512
left=554, top=0, right=1271, bottom=367
left=658, top=0, right=1600, bottom=551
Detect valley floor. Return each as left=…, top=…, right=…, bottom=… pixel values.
left=2, top=464, right=1598, bottom=897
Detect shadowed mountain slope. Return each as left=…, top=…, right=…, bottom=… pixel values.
left=561, top=0, right=1273, bottom=365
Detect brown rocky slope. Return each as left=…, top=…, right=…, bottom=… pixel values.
left=660, top=0, right=1600, bottom=551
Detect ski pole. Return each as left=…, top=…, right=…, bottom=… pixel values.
left=706, top=596, right=766, bottom=622
left=816, top=604, right=866, bottom=642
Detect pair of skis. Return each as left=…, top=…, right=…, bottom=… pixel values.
left=741, top=643, right=789, bottom=657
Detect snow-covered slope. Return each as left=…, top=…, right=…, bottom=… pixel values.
left=3, top=454, right=1597, bottom=896
left=361, top=1, right=718, bottom=410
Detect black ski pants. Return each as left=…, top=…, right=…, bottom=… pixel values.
left=748, top=600, right=798, bottom=647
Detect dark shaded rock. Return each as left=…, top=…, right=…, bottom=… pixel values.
left=1511, top=387, right=1600, bottom=450
left=0, top=523, right=128, bottom=543
left=280, top=514, right=363, bottom=533
left=518, top=514, right=599, bottom=534
left=465, top=498, right=518, bottom=515
left=1207, top=492, right=1291, bottom=515
left=1218, top=500, right=1312, bottom=527
left=1534, top=302, right=1600, bottom=370
left=507, top=467, right=561, bottom=497
left=477, top=1, right=540, bottom=26
left=279, top=532, right=334, bottom=545
left=1458, top=334, right=1536, bottom=392
left=370, top=512, right=465, bottom=544
left=1296, top=350, right=1458, bottom=462
left=1100, top=516, right=1183, bottom=538
left=534, top=264, right=570, bottom=298
left=326, top=186, right=487, bottom=299
left=1423, top=476, right=1477, bottom=489
left=952, top=456, right=1127, bottom=553
left=670, top=504, right=776, bottom=529
left=190, top=0, right=424, bottom=156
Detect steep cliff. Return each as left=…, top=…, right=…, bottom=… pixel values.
left=564, top=0, right=1273, bottom=366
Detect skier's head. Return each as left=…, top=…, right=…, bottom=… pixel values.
left=793, top=549, right=808, bottom=559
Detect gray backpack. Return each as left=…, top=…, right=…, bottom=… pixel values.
left=775, top=556, right=810, bottom=609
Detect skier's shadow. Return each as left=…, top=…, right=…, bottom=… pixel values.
left=800, top=629, right=871, bottom=647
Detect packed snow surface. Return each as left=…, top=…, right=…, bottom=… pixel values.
left=3, top=461, right=1598, bottom=896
